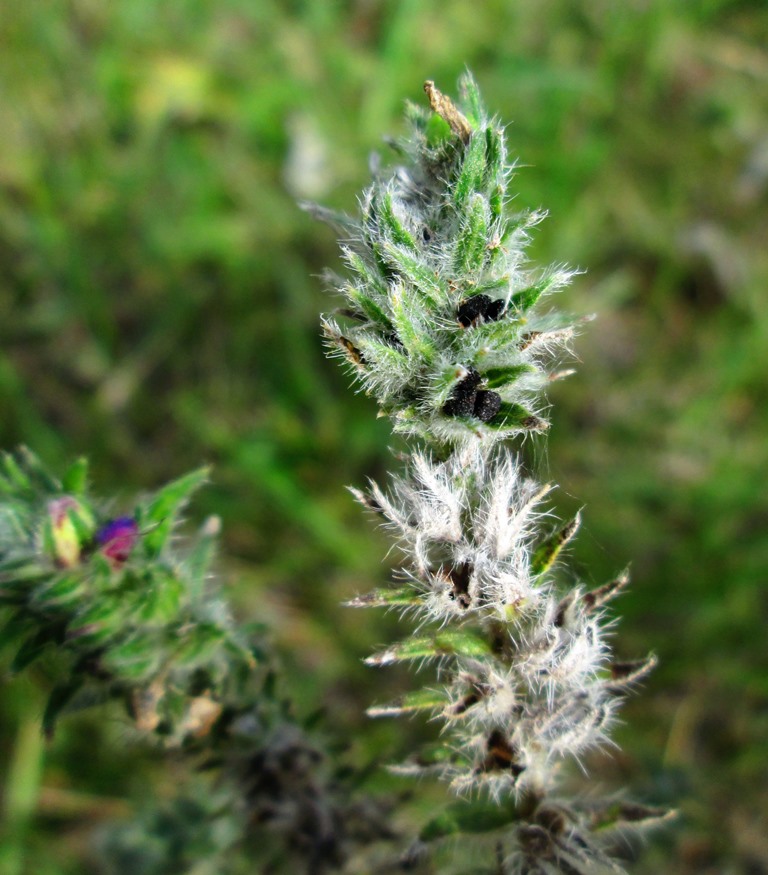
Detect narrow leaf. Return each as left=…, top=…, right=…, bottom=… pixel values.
left=42, top=678, right=85, bottom=738
left=368, top=688, right=448, bottom=718
left=532, top=512, right=581, bottom=575
left=345, top=586, right=422, bottom=608
left=453, top=194, right=489, bottom=275
left=62, top=457, right=89, bottom=495
left=491, top=402, right=549, bottom=432
left=481, top=363, right=535, bottom=390
left=420, top=798, right=520, bottom=841
left=141, top=468, right=209, bottom=557
left=365, top=630, right=492, bottom=666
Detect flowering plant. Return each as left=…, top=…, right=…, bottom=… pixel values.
left=314, top=74, right=669, bottom=873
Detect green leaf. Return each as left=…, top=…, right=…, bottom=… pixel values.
left=380, top=190, right=416, bottom=250
left=0, top=453, right=32, bottom=493
left=136, top=571, right=183, bottom=625
left=345, top=586, right=423, bottom=608
left=344, top=285, right=393, bottom=332
left=589, top=801, right=674, bottom=833
left=32, top=574, right=85, bottom=610
left=365, top=630, right=492, bottom=666
left=345, top=249, right=390, bottom=299
left=481, top=363, right=535, bottom=390
left=531, top=512, right=581, bottom=575
left=420, top=797, right=520, bottom=841
left=0, top=611, right=33, bottom=653
left=17, top=447, right=59, bottom=492
left=453, top=194, right=489, bottom=275
left=390, top=286, right=436, bottom=363
left=458, top=72, right=485, bottom=125
left=381, top=243, right=442, bottom=309
left=491, top=402, right=549, bottom=432
left=62, top=457, right=89, bottom=495
left=141, top=468, right=209, bottom=557
left=12, top=628, right=54, bottom=673
left=68, top=596, right=127, bottom=645
left=509, top=275, right=558, bottom=313
left=102, top=633, right=161, bottom=681
left=425, top=112, right=452, bottom=147
left=454, top=132, right=487, bottom=212
left=368, top=687, right=448, bottom=717
left=42, top=678, right=85, bottom=738
left=173, top=624, right=226, bottom=668
left=484, top=126, right=504, bottom=188
left=183, top=518, right=219, bottom=603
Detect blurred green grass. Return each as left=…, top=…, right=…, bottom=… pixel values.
left=1, top=0, right=767, bottom=871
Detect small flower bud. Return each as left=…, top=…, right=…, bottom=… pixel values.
left=46, top=496, right=95, bottom=568
left=96, top=516, right=139, bottom=565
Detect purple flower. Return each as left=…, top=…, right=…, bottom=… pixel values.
left=96, top=516, right=139, bottom=565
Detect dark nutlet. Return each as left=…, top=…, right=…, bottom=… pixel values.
left=473, top=390, right=502, bottom=422
left=457, top=295, right=506, bottom=327
left=442, top=368, right=481, bottom=417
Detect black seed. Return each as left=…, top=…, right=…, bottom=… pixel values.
left=474, top=390, right=502, bottom=422
left=484, top=297, right=506, bottom=321
left=457, top=294, right=492, bottom=327
left=442, top=368, right=481, bottom=418
left=447, top=560, right=472, bottom=609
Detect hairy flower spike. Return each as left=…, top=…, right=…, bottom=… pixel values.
left=316, top=73, right=665, bottom=872
left=312, top=74, right=576, bottom=446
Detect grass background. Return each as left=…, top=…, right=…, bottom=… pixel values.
left=1, top=0, right=767, bottom=871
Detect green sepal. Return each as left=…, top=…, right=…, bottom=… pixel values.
left=368, top=687, right=448, bottom=717
left=390, top=287, right=437, bottom=363
left=102, top=633, right=162, bottom=681
left=381, top=243, right=442, bottom=309
left=62, top=457, right=89, bottom=495
left=68, top=595, right=127, bottom=646
left=345, top=586, right=422, bottom=608
left=16, top=447, right=59, bottom=492
left=0, top=452, right=33, bottom=493
left=42, top=678, right=85, bottom=738
left=531, top=512, right=581, bottom=575
left=0, top=566, right=51, bottom=605
left=468, top=316, right=526, bottom=352
left=365, top=630, right=492, bottom=666
left=454, top=132, right=487, bottom=212
left=484, top=126, right=504, bottom=189
left=11, top=626, right=56, bottom=673
left=173, top=623, right=226, bottom=668
left=509, top=275, right=557, bottom=313
left=380, top=190, right=417, bottom=250
left=343, top=285, right=393, bottom=332
left=458, top=72, right=485, bottom=126
left=140, top=468, right=209, bottom=558
left=481, top=363, right=536, bottom=390
left=453, top=194, right=489, bottom=275
left=589, top=800, right=674, bottom=833
left=0, top=611, right=33, bottom=653
left=419, top=797, right=520, bottom=842
left=135, top=571, right=183, bottom=626
left=490, top=402, right=548, bottom=432
left=345, top=249, right=390, bottom=299
left=32, top=573, right=86, bottom=610
left=425, top=112, right=452, bottom=147
left=182, top=520, right=218, bottom=603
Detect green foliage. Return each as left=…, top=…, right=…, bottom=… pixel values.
left=0, top=1, right=766, bottom=873
left=0, top=449, right=253, bottom=741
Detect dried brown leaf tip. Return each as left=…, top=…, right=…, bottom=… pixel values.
left=424, top=80, right=473, bottom=143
